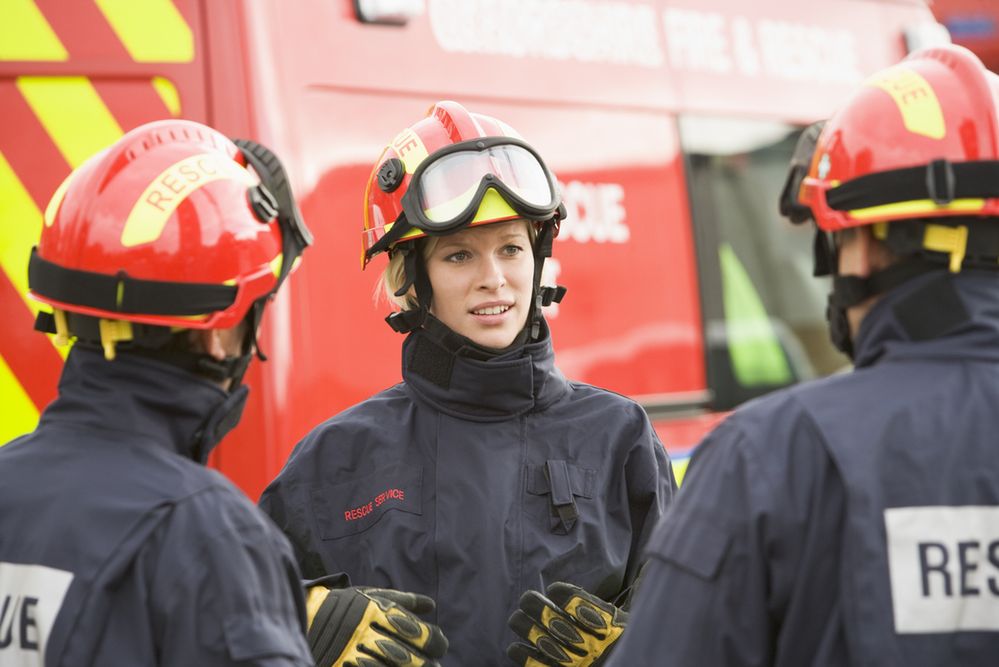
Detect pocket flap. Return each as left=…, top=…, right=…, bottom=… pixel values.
left=650, top=513, right=731, bottom=581
left=526, top=461, right=595, bottom=499
left=311, top=463, right=423, bottom=540
left=224, top=615, right=306, bottom=661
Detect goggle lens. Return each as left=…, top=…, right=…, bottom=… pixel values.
left=418, top=144, right=555, bottom=224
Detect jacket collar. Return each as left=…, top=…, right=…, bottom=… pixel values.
left=401, top=317, right=569, bottom=421
left=40, top=345, right=230, bottom=461
left=854, top=269, right=999, bottom=368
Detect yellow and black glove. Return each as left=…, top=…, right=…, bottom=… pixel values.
left=307, top=586, right=448, bottom=667
left=507, top=582, right=627, bottom=667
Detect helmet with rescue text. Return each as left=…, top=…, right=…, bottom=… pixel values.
left=29, top=118, right=311, bottom=397
left=362, top=100, right=567, bottom=340
left=779, top=45, right=999, bottom=356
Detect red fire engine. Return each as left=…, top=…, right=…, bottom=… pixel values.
left=0, top=0, right=947, bottom=497
left=931, top=0, right=999, bottom=72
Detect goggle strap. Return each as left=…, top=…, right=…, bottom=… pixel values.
left=536, top=219, right=556, bottom=258
left=233, top=138, right=313, bottom=296
left=368, top=216, right=415, bottom=261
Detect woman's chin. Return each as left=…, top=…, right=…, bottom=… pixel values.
left=463, top=326, right=519, bottom=351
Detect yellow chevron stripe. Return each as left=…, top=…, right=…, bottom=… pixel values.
left=0, top=151, right=41, bottom=306
left=17, top=77, right=123, bottom=168
left=152, top=76, right=182, bottom=116
left=96, top=0, right=194, bottom=63
left=0, top=352, right=40, bottom=446
left=0, top=0, right=68, bottom=61
left=0, top=151, right=70, bottom=361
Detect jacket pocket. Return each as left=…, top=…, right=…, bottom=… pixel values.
left=525, top=460, right=596, bottom=535
left=311, top=463, right=423, bottom=540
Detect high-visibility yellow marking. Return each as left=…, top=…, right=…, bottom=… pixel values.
left=0, top=353, right=39, bottom=446
left=423, top=186, right=519, bottom=224
left=44, top=170, right=75, bottom=228
left=849, top=198, right=984, bottom=221
left=924, top=223, right=968, bottom=273
left=719, top=243, right=792, bottom=387
left=674, top=455, right=690, bottom=486
left=867, top=68, right=946, bottom=140
left=52, top=309, right=70, bottom=347
left=152, top=76, right=182, bottom=116
left=382, top=220, right=425, bottom=243
left=122, top=153, right=256, bottom=246
left=0, top=152, right=70, bottom=360
left=0, top=0, right=68, bottom=61
left=99, top=319, right=133, bottom=361
left=96, top=0, right=194, bottom=63
left=391, top=129, right=429, bottom=173
left=0, top=151, right=41, bottom=306
left=270, top=253, right=284, bottom=277
left=17, top=77, right=123, bottom=168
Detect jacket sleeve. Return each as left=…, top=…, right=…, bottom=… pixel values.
left=621, top=407, right=678, bottom=597
left=607, top=417, right=773, bottom=666
left=148, top=486, right=313, bottom=666
left=259, top=437, right=331, bottom=580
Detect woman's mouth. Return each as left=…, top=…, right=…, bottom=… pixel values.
left=472, top=305, right=511, bottom=316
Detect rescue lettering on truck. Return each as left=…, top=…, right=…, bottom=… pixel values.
left=1, top=0, right=945, bottom=497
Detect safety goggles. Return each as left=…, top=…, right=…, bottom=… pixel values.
left=400, top=137, right=561, bottom=233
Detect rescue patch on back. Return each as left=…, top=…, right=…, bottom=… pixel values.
left=0, top=561, right=74, bottom=665
left=884, top=506, right=999, bottom=633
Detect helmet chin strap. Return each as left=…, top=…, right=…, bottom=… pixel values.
left=827, top=260, right=935, bottom=357
left=385, top=243, right=433, bottom=334
left=530, top=219, right=566, bottom=340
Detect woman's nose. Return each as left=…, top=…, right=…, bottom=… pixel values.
left=477, top=255, right=507, bottom=290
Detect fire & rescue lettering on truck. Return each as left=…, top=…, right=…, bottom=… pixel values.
left=0, top=0, right=947, bottom=498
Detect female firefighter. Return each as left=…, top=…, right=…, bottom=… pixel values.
left=259, top=101, right=676, bottom=666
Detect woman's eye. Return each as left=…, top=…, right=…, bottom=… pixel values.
left=444, top=250, right=470, bottom=263
left=502, top=245, right=524, bottom=256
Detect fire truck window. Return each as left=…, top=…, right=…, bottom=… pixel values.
left=680, top=116, right=849, bottom=410
left=719, top=243, right=792, bottom=387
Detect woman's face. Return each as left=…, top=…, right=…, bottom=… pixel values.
left=425, top=220, right=535, bottom=350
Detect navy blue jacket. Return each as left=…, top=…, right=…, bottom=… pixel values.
left=608, top=271, right=999, bottom=666
left=260, top=323, right=676, bottom=666
left=0, top=347, right=312, bottom=666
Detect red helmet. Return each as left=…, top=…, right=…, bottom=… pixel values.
left=799, top=45, right=999, bottom=233
left=29, top=119, right=310, bottom=334
left=362, top=100, right=563, bottom=268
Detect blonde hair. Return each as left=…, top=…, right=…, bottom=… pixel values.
left=375, top=219, right=538, bottom=311
left=375, top=236, right=440, bottom=311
